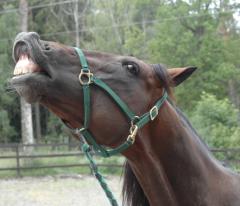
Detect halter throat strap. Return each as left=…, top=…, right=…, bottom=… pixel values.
left=72, top=47, right=168, bottom=157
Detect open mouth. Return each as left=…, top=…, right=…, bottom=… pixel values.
left=11, top=53, right=47, bottom=103
left=13, top=54, right=41, bottom=76
left=12, top=35, right=50, bottom=79
left=11, top=33, right=52, bottom=103
left=13, top=54, right=51, bottom=78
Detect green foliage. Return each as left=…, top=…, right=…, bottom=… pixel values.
left=0, top=0, right=239, bottom=148
left=146, top=0, right=240, bottom=109
left=0, top=110, right=16, bottom=142
left=190, top=92, right=240, bottom=148
left=43, top=114, right=66, bottom=143
left=0, top=4, right=19, bottom=143
left=123, top=27, right=147, bottom=58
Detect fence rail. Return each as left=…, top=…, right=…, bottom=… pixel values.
left=0, top=143, right=124, bottom=177
left=0, top=143, right=239, bottom=177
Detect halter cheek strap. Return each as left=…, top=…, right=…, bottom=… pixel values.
left=64, top=47, right=168, bottom=206
left=69, top=47, right=168, bottom=157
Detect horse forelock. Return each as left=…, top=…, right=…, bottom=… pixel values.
left=152, top=64, right=175, bottom=100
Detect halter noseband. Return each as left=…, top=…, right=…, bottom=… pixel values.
left=71, top=47, right=168, bottom=157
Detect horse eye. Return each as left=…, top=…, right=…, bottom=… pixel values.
left=127, top=65, right=134, bottom=69
left=123, top=62, right=140, bottom=75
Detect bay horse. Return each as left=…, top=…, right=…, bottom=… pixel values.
left=10, top=32, right=240, bottom=206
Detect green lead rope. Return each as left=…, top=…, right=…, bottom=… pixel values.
left=82, top=143, right=119, bottom=206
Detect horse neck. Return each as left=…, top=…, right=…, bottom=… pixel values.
left=123, top=101, right=225, bottom=206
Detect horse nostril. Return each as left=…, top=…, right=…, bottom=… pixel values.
left=13, top=41, right=29, bottom=61
left=44, top=44, right=51, bottom=51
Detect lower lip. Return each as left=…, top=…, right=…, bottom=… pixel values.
left=12, top=72, right=38, bottom=80
left=12, top=71, right=49, bottom=79
left=12, top=73, right=33, bottom=78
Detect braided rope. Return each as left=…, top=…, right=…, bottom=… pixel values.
left=82, top=144, right=119, bottom=206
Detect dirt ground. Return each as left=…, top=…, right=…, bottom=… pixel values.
left=0, top=175, right=122, bottom=206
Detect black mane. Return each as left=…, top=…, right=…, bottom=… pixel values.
left=175, top=106, right=211, bottom=151
left=152, top=64, right=174, bottom=96
left=122, top=161, right=150, bottom=206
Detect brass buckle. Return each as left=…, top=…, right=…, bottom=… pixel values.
left=127, top=124, right=138, bottom=143
left=79, top=70, right=93, bottom=85
left=149, top=106, right=158, bottom=121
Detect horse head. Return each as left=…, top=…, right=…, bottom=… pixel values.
left=11, top=32, right=196, bottom=148
left=11, top=32, right=240, bottom=206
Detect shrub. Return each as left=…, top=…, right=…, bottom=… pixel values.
left=190, top=92, right=240, bottom=148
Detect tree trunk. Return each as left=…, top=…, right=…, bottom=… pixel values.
left=19, top=0, right=34, bottom=151
left=74, top=0, right=80, bottom=48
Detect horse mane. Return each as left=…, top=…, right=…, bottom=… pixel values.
left=122, top=63, right=173, bottom=206
left=152, top=64, right=174, bottom=99
left=153, top=64, right=208, bottom=149
left=122, top=161, right=150, bottom=206
left=175, top=106, right=211, bottom=151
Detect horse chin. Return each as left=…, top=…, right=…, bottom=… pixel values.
left=10, top=72, right=48, bottom=103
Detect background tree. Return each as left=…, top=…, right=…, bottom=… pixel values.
left=0, top=0, right=239, bottom=149
left=191, top=92, right=240, bottom=148
left=19, top=0, right=34, bottom=150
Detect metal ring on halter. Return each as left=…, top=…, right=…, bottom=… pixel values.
left=131, top=116, right=140, bottom=126
left=79, top=70, right=93, bottom=85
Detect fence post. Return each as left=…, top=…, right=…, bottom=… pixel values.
left=16, top=144, right=21, bottom=177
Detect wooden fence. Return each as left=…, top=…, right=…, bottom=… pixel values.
left=0, top=143, right=239, bottom=177
left=0, top=143, right=123, bottom=177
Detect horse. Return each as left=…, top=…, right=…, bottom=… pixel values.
left=10, top=32, right=240, bottom=206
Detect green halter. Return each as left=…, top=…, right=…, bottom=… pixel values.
left=73, top=47, right=168, bottom=157
left=70, top=47, right=168, bottom=206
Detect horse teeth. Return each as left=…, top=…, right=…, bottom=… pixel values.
left=13, top=55, right=41, bottom=76
left=24, top=67, right=29, bottom=74
left=14, top=66, right=27, bottom=75
left=13, top=67, right=20, bottom=75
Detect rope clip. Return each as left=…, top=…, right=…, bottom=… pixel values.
left=127, top=124, right=138, bottom=143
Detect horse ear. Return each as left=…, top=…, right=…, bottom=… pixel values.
left=168, top=66, right=197, bottom=86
